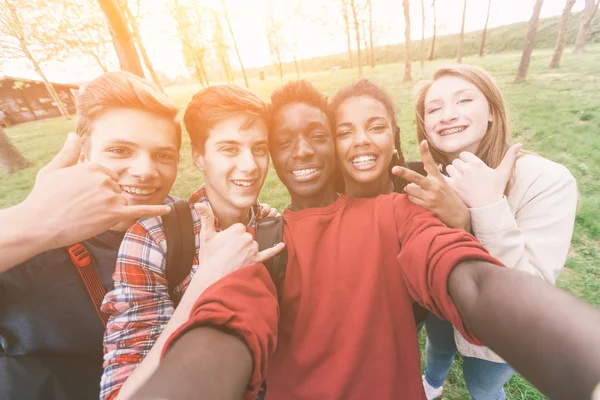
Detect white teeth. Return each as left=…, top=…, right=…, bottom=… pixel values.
left=292, top=168, right=318, bottom=177
left=121, top=186, right=157, bottom=195
left=351, top=155, right=377, bottom=165
left=232, top=180, right=255, bottom=187
left=440, top=126, right=467, bottom=136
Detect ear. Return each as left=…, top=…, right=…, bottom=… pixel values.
left=191, top=146, right=205, bottom=172
left=488, top=110, right=493, bottom=122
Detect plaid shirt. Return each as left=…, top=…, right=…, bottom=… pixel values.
left=99, top=185, right=261, bottom=400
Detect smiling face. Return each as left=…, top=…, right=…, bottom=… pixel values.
left=193, top=114, right=269, bottom=215
left=269, top=102, right=337, bottom=208
left=334, top=95, right=395, bottom=194
left=85, top=108, right=179, bottom=207
left=423, top=75, right=493, bottom=160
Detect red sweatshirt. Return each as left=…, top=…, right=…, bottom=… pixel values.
left=164, top=194, right=503, bottom=399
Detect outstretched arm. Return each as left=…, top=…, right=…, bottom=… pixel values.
left=129, top=327, right=252, bottom=400
left=450, top=260, right=600, bottom=400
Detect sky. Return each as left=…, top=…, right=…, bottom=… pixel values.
left=1, top=0, right=582, bottom=83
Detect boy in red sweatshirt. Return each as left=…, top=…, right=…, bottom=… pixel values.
left=135, top=81, right=600, bottom=400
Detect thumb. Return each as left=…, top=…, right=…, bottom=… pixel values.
left=195, top=203, right=216, bottom=242
left=45, top=132, right=82, bottom=170
left=496, top=144, right=522, bottom=181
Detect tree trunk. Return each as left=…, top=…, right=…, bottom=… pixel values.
left=420, top=0, right=425, bottom=68
left=368, top=0, right=375, bottom=68
left=457, top=0, right=467, bottom=63
left=573, top=0, right=599, bottom=53
left=120, top=1, right=163, bottom=91
left=480, top=0, right=492, bottom=57
left=549, top=0, right=577, bottom=68
left=350, top=0, right=363, bottom=76
left=32, top=62, right=70, bottom=120
left=97, top=0, right=144, bottom=77
left=402, top=0, right=412, bottom=82
left=429, top=0, right=437, bottom=61
left=0, top=127, right=33, bottom=173
left=222, top=0, right=249, bottom=88
left=515, top=0, right=544, bottom=82
left=294, top=56, right=300, bottom=79
left=342, top=0, right=353, bottom=69
left=362, top=20, right=370, bottom=66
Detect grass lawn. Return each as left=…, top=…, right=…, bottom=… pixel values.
left=2, top=44, right=599, bottom=399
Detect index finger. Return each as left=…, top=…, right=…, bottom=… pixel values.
left=419, top=140, right=443, bottom=178
left=391, top=166, right=431, bottom=189
left=255, top=242, right=286, bottom=264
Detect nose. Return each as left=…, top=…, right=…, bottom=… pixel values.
left=440, top=105, right=459, bottom=123
left=352, top=128, right=371, bottom=148
left=292, top=136, right=315, bottom=160
left=237, top=149, right=259, bottom=174
left=129, top=154, right=159, bottom=181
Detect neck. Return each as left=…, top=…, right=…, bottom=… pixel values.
left=289, top=183, right=338, bottom=212
left=205, top=189, right=251, bottom=229
left=344, top=174, right=393, bottom=198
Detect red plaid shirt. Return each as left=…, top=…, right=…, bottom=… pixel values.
left=99, top=185, right=261, bottom=400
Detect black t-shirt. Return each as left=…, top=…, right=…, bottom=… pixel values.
left=0, top=230, right=125, bottom=399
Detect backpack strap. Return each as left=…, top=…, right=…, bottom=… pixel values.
left=163, top=199, right=196, bottom=297
left=255, top=216, right=287, bottom=303
left=67, top=243, right=109, bottom=325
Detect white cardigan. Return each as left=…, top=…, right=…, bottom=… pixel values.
left=452, top=153, right=579, bottom=362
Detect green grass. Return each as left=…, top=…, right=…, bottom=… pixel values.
left=2, top=44, right=600, bottom=400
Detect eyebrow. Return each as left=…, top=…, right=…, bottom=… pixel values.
left=214, top=139, right=269, bottom=146
left=426, top=89, right=479, bottom=104
left=336, top=116, right=386, bottom=129
left=104, top=139, right=177, bottom=152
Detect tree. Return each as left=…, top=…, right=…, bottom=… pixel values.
left=457, top=0, right=468, bottom=63
left=420, top=0, right=426, bottom=67
left=428, top=0, right=437, bottom=61
left=221, top=0, right=248, bottom=88
left=212, top=10, right=234, bottom=83
left=350, top=0, right=363, bottom=76
left=479, top=0, right=492, bottom=57
left=97, top=0, right=144, bottom=77
left=62, top=0, right=113, bottom=73
left=120, top=0, right=163, bottom=91
left=573, top=0, right=600, bottom=53
left=341, top=0, right=354, bottom=69
left=515, top=0, right=544, bottom=82
left=168, top=0, right=210, bottom=87
left=266, top=0, right=284, bottom=79
left=0, top=127, right=33, bottom=173
left=0, top=0, right=70, bottom=119
left=549, top=0, right=577, bottom=68
left=368, top=0, right=375, bottom=68
left=402, top=0, right=412, bottom=82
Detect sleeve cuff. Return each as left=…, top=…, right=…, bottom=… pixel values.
left=469, top=196, right=517, bottom=234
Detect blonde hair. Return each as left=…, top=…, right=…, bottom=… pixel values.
left=76, top=71, right=181, bottom=148
left=415, top=65, right=510, bottom=170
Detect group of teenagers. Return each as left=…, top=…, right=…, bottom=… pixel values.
left=1, top=65, right=599, bottom=400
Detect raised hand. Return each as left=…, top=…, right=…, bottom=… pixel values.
left=195, top=203, right=285, bottom=279
left=23, top=133, right=172, bottom=250
left=392, top=140, right=471, bottom=231
left=446, top=144, right=522, bottom=208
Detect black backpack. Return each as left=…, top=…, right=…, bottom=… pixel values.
left=162, top=200, right=288, bottom=302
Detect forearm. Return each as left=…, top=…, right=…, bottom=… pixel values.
left=0, top=203, right=51, bottom=272
left=117, top=262, right=232, bottom=399
left=450, top=260, right=600, bottom=400
left=129, top=326, right=252, bottom=400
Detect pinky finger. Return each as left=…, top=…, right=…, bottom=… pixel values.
left=407, top=195, right=428, bottom=210
left=255, top=242, right=286, bottom=264
left=446, top=164, right=462, bottom=178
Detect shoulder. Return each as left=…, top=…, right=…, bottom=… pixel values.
left=514, top=153, right=575, bottom=186
left=511, top=153, right=578, bottom=203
